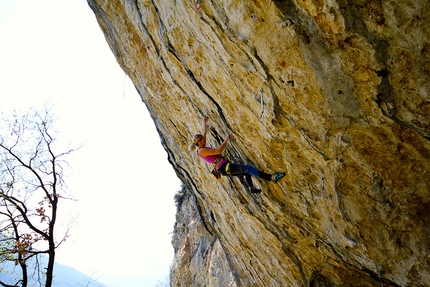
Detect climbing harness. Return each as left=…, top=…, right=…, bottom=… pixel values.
left=211, top=169, right=221, bottom=180
left=213, top=155, right=224, bottom=166
left=211, top=156, right=225, bottom=181
left=194, top=0, right=201, bottom=10
left=210, top=157, right=231, bottom=180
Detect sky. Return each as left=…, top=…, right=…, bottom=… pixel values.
left=0, top=1, right=180, bottom=286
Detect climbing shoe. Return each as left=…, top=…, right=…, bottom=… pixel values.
left=273, top=172, right=286, bottom=183
left=249, top=186, right=262, bottom=194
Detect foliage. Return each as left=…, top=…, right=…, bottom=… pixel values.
left=173, top=184, right=186, bottom=211
left=0, top=107, right=75, bottom=287
left=155, top=275, right=170, bottom=287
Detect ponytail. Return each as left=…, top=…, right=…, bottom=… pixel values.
left=188, top=143, right=197, bottom=152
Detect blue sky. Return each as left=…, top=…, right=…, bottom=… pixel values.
left=0, top=1, right=180, bottom=286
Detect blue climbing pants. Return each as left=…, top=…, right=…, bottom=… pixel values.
left=219, top=162, right=272, bottom=188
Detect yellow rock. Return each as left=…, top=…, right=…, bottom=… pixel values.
left=88, top=0, right=430, bottom=285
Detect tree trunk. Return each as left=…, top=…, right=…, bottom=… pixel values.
left=18, top=255, right=28, bottom=287
left=45, top=243, right=55, bottom=287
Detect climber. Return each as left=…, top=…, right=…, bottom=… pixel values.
left=189, top=117, right=286, bottom=193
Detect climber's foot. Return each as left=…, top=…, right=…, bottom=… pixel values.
left=249, top=186, right=262, bottom=193
left=272, top=172, right=286, bottom=183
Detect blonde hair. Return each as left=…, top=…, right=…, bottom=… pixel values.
left=188, top=134, right=203, bottom=152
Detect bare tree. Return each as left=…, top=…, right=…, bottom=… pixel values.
left=0, top=107, right=75, bottom=287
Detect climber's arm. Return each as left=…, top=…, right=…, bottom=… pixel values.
left=198, top=133, right=230, bottom=157
left=200, top=117, right=209, bottom=146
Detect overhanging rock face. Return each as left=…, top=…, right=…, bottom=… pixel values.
left=88, top=0, right=430, bottom=286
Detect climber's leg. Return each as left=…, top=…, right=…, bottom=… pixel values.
left=227, top=164, right=266, bottom=193
left=242, top=164, right=273, bottom=181
left=226, top=164, right=252, bottom=187
left=227, top=163, right=272, bottom=180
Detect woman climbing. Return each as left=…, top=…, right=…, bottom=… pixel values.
left=189, top=117, right=286, bottom=193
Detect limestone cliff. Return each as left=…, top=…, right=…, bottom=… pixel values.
left=87, top=0, right=430, bottom=286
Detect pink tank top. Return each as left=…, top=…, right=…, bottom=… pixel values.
left=198, top=147, right=228, bottom=169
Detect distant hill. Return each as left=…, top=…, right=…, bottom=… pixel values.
left=0, top=259, right=107, bottom=287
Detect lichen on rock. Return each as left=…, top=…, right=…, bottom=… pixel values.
left=88, top=0, right=430, bottom=286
